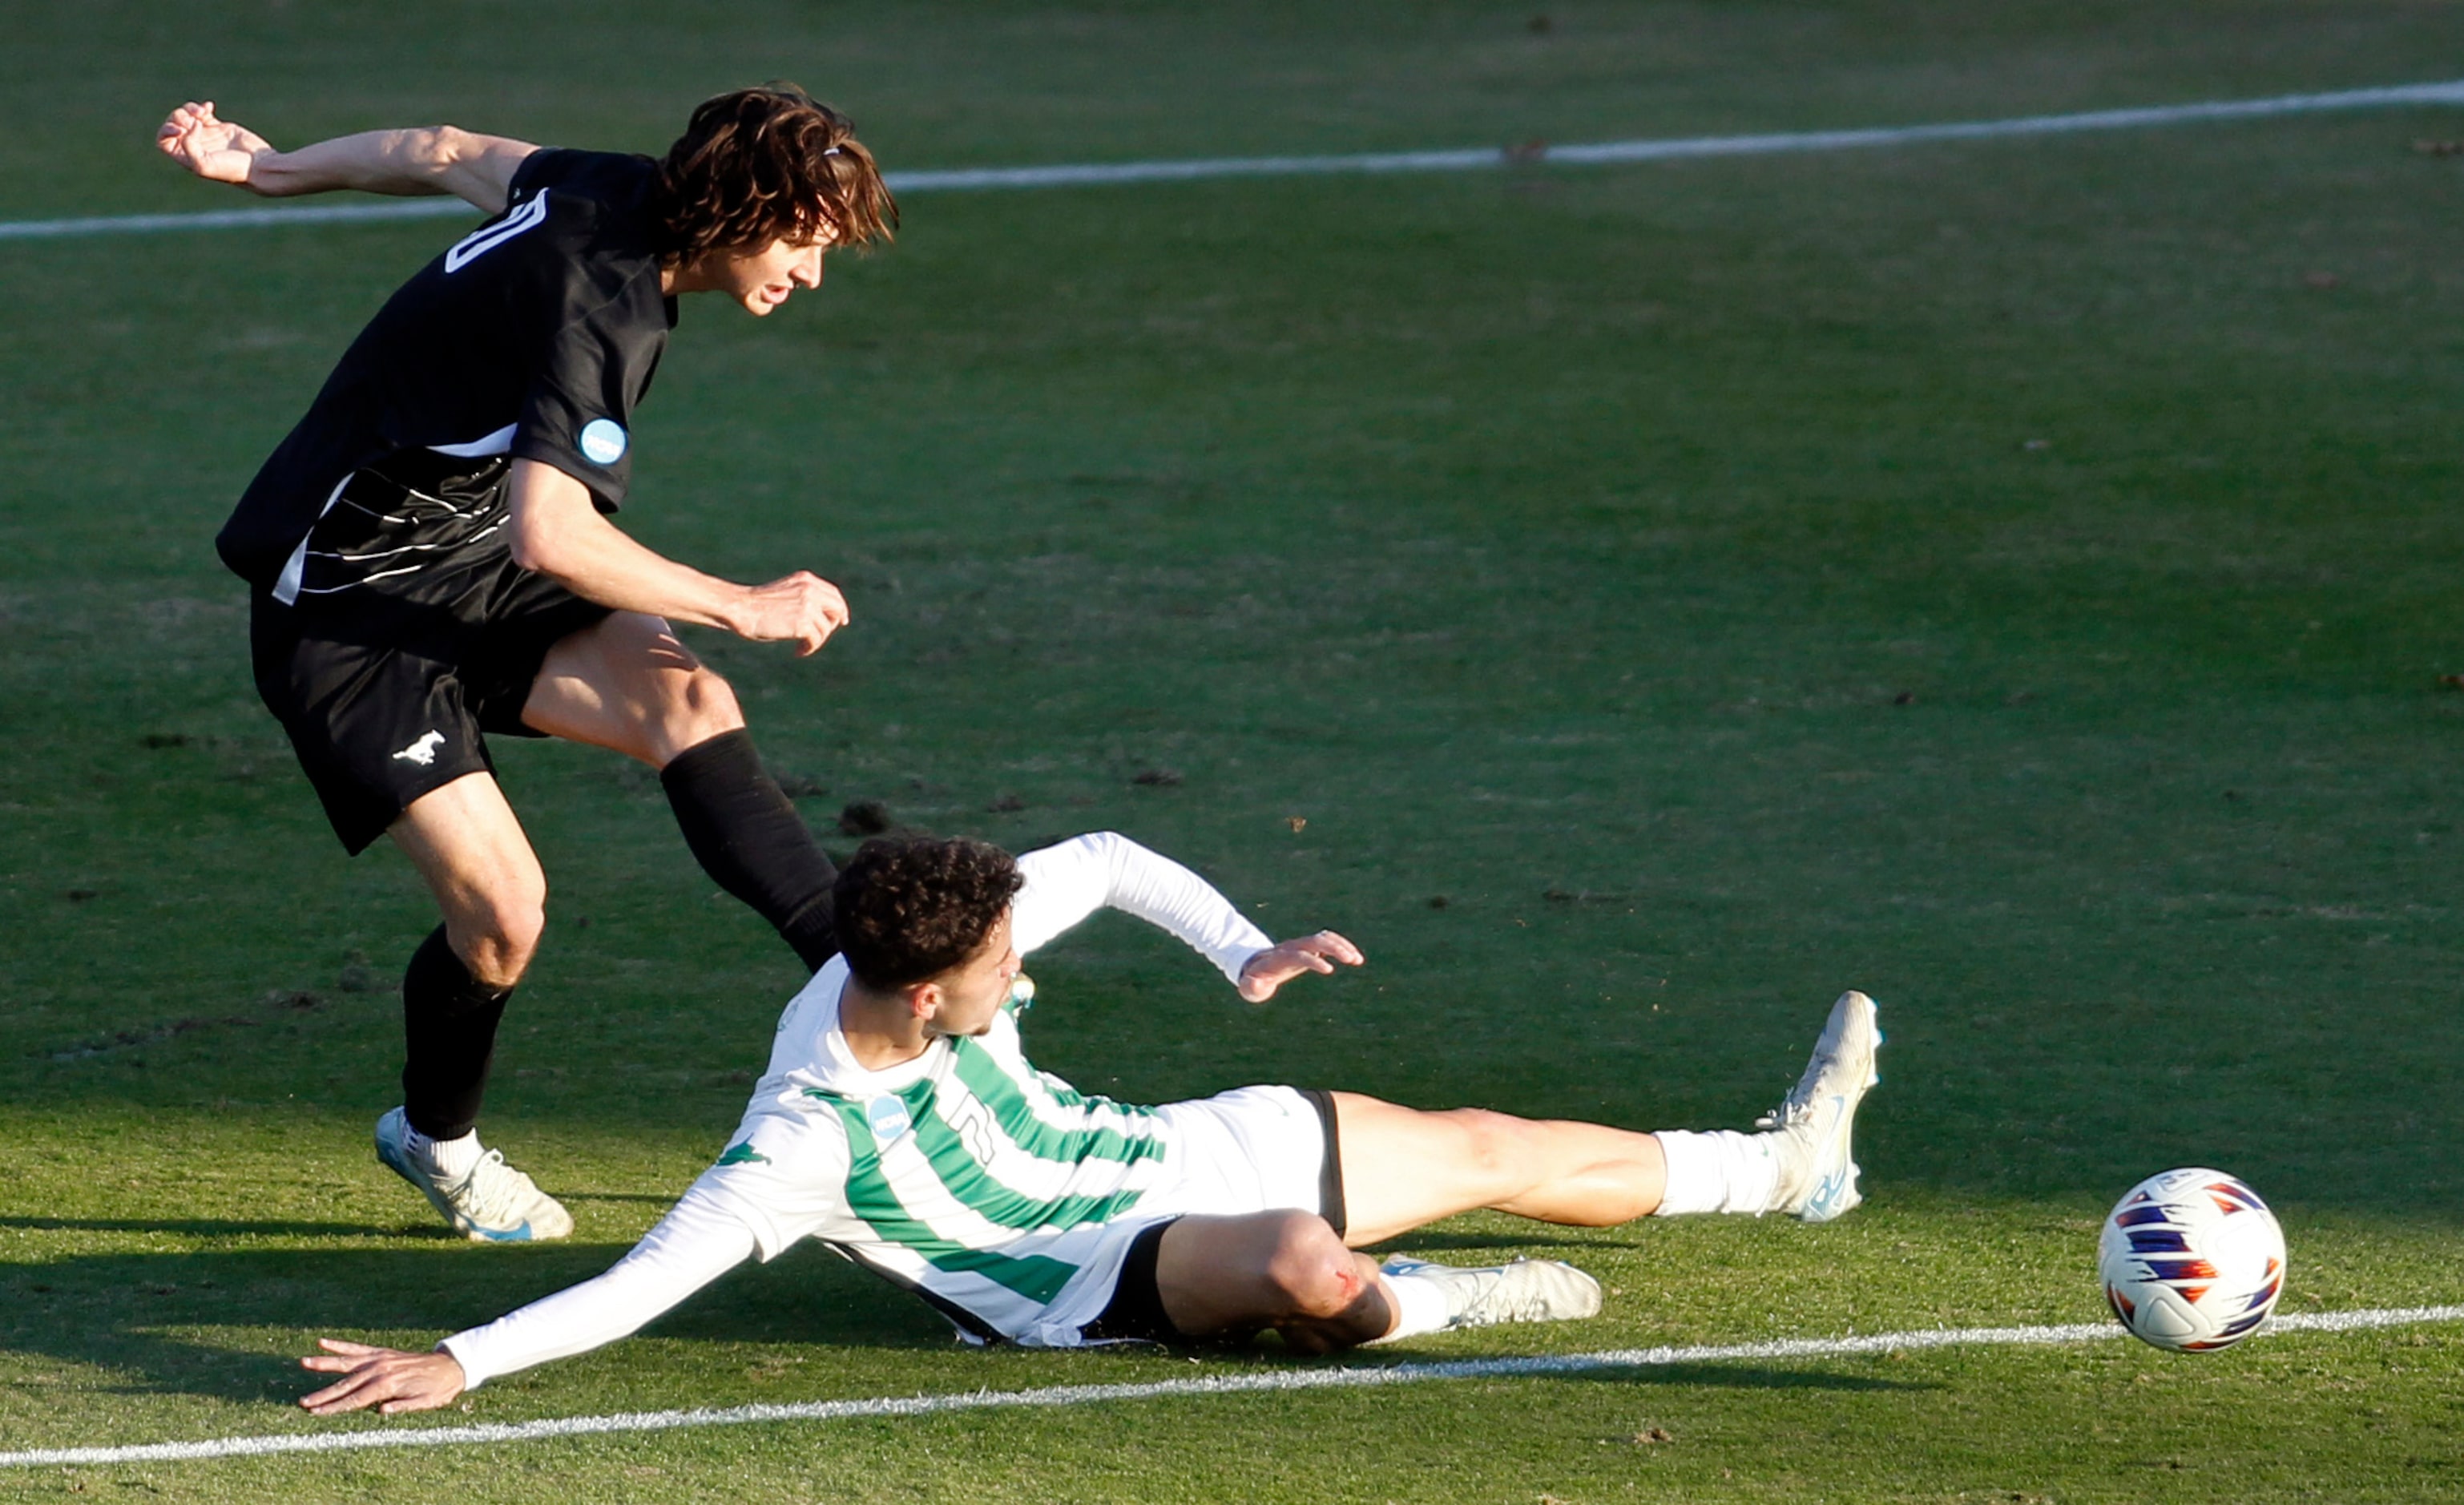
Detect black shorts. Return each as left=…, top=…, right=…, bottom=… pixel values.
left=248, top=458, right=611, bottom=854
left=1079, top=1087, right=1349, bottom=1345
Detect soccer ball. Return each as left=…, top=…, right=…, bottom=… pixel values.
left=2099, top=1167, right=2286, bottom=1353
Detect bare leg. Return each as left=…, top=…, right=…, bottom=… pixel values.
left=1154, top=1211, right=1397, bottom=1352
left=1331, top=1092, right=1668, bottom=1248
left=520, top=610, right=837, bottom=969
left=389, top=772, right=546, bottom=988
left=384, top=773, right=548, bottom=1144
left=1147, top=1003, right=1876, bottom=1348
left=519, top=610, right=743, bottom=768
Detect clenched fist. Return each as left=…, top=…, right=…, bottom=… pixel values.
left=728, top=571, right=851, bottom=656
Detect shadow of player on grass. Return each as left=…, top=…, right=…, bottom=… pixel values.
left=0, top=1238, right=1938, bottom=1407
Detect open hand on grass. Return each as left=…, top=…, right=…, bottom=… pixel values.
left=1237, top=930, right=1365, bottom=1003
left=298, top=1338, right=467, bottom=1415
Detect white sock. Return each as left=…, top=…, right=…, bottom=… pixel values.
left=1652, top=1129, right=1781, bottom=1216
left=1364, top=1271, right=1454, bottom=1345
left=407, top=1127, right=483, bottom=1180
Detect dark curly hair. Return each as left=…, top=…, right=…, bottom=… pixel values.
left=651, top=83, right=897, bottom=266
left=834, top=837, right=1022, bottom=990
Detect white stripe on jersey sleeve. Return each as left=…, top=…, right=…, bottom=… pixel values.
left=428, top=422, right=518, bottom=458
left=269, top=471, right=355, bottom=606
left=443, top=191, right=550, bottom=273
left=1011, top=832, right=1272, bottom=983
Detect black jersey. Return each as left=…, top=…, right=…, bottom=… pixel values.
left=218, top=148, right=677, bottom=599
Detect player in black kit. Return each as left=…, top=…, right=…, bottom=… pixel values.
left=157, top=88, right=896, bottom=1241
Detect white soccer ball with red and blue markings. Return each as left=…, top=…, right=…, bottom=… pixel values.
left=2099, top=1167, right=2286, bottom=1353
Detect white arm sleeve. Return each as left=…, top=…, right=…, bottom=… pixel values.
left=438, top=1187, right=756, bottom=1390
left=1010, top=831, right=1274, bottom=985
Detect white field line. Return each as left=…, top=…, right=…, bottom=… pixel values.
left=6, top=78, right=2463, bottom=244
left=2, top=1303, right=2457, bottom=1471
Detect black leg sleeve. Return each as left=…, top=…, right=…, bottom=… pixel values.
left=660, top=728, right=840, bottom=970
left=401, top=925, right=511, bottom=1142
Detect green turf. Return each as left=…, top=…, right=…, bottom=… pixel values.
left=6, top=1, right=2464, bottom=1499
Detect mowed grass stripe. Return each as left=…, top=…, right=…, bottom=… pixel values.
left=6, top=1305, right=2457, bottom=1471
left=7, top=76, right=2463, bottom=241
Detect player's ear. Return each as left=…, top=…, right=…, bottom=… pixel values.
left=905, top=980, right=942, bottom=1023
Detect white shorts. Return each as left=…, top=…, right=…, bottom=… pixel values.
left=1003, top=1083, right=1341, bottom=1348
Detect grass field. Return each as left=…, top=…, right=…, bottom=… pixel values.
left=6, top=2, right=2464, bottom=1499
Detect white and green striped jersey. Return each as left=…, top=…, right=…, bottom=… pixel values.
left=694, top=978, right=1179, bottom=1331
left=440, top=831, right=1288, bottom=1382
left=685, top=831, right=1273, bottom=1338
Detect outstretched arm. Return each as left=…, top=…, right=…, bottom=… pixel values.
left=1011, top=832, right=1365, bottom=999
left=155, top=101, right=534, bottom=213
left=297, top=1189, right=756, bottom=1414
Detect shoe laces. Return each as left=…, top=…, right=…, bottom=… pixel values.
left=1760, top=1036, right=1864, bottom=1133
left=450, top=1149, right=541, bottom=1226
left=1450, top=1262, right=1568, bottom=1325
left=1755, top=1098, right=1813, bottom=1132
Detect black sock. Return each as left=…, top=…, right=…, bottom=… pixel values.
left=401, top=926, right=510, bottom=1142
left=661, top=728, right=840, bottom=970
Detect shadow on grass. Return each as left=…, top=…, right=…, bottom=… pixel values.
left=0, top=1238, right=1937, bottom=1410
left=0, top=1240, right=959, bottom=1406
left=0, top=1217, right=429, bottom=1239
left=1358, top=1229, right=1649, bottom=1254
left=1067, top=1342, right=1936, bottom=1395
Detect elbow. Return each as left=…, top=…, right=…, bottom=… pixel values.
left=506, top=464, right=603, bottom=579
left=505, top=516, right=564, bottom=578
left=417, top=125, right=472, bottom=171
left=1077, top=829, right=1134, bottom=867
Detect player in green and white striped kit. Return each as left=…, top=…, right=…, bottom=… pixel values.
left=296, top=831, right=1881, bottom=1414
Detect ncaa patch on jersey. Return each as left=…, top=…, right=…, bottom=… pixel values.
left=865, top=1092, right=913, bottom=1146
left=579, top=418, right=628, bottom=466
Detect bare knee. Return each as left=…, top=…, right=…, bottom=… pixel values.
left=1443, top=1108, right=1535, bottom=1190
left=1258, top=1213, right=1371, bottom=1321
left=654, top=666, right=744, bottom=759
left=452, top=880, right=546, bottom=991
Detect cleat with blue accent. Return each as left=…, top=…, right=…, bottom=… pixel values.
left=374, top=1108, right=574, bottom=1243
left=1758, top=991, right=1882, bottom=1224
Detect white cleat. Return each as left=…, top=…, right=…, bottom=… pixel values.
left=1759, top=990, right=1883, bottom=1224
left=374, top=1108, right=574, bottom=1243
left=1380, top=1255, right=1604, bottom=1329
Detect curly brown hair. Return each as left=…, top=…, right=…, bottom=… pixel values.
left=651, top=83, right=897, bottom=266
left=834, top=837, right=1022, bottom=990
